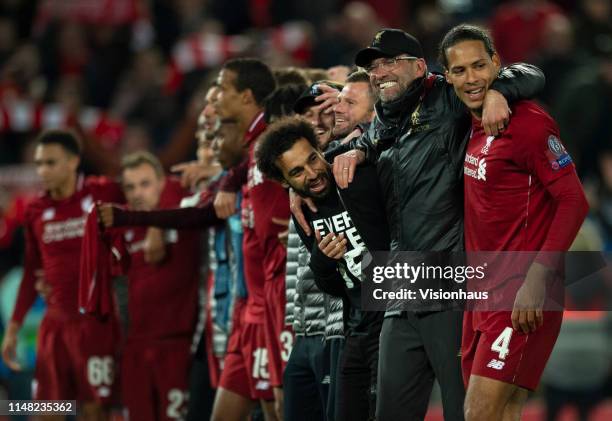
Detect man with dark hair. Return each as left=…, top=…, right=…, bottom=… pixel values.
left=36, top=129, right=83, bottom=155
left=441, top=23, right=588, bottom=421
left=281, top=81, right=348, bottom=421
left=332, top=71, right=376, bottom=139
left=293, top=81, right=344, bottom=150
left=212, top=57, right=290, bottom=421
left=104, top=59, right=286, bottom=420
left=292, top=28, right=546, bottom=421
left=1, top=129, right=124, bottom=421
left=256, top=116, right=387, bottom=421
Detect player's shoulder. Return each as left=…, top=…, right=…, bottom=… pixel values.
left=508, top=100, right=558, bottom=139
left=24, top=194, right=50, bottom=220
left=509, top=100, right=556, bottom=127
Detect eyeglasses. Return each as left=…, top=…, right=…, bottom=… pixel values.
left=364, top=56, right=418, bottom=74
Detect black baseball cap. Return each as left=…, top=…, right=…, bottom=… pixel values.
left=293, top=81, right=344, bottom=114
left=355, top=28, right=424, bottom=67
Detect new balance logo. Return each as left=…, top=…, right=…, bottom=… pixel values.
left=321, top=375, right=331, bottom=385
left=487, top=359, right=505, bottom=370
left=255, top=380, right=270, bottom=391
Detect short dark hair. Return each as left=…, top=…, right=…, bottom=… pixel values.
left=264, top=83, right=308, bottom=123
left=35, top=129, right=82, bottom=156
left=345, top=70, right=375, bottom=105
left=223, top=58, right=276, bottom=106
left=121, top=150, right=164, bottom=178
left=438, top=24, right=496, bottom=69
left=256, top=116, right=318, bottom=182
left=346, top=70, right=370, bottom=84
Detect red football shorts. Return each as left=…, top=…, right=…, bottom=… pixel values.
left=121, top=337, right=192, bottom=421
left=34, top=313, right=120, bottom=404
left=219, top=318, right=273, bottom=401
left=462, top=310, right=563, bottom=390
left=263, top=275, right=294, bottom=387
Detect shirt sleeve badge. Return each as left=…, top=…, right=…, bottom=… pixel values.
left=546, top=135, right=573, bottom=170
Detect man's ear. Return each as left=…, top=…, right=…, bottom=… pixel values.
left=241, top=88, right=255, bottom=105
left=444, top=69, right=451, bottom=84
left=69, top=155, right=80, bottom=172
left=415, top=58, right=427, bottom=78
left=492, top=52, right=501, bottom=72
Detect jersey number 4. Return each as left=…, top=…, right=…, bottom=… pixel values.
left=491, top=327, right=513, bottom=360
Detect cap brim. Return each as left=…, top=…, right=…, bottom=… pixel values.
left=293, top=96, right=317, bottom=114
left=355, top=47, right=393, bottom=67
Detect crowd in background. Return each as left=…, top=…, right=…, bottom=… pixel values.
left=0, top=0, right=612, bottom=419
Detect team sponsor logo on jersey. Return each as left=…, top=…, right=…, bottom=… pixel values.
left=464, top=153, right=487, bottom=181
left=42, top=216, right=87, bottom=243
left=486, top=359, right=505, bottom=370
left=546, top=135, right=573, bottom=170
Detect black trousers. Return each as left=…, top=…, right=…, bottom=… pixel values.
left=327, top=337, right=344, bottom=421
left=283, top=335, right=330, bottom=421
left=336, top=329, right=380, bottom=421
left=376, top=311, right=465, bottom=421
left=185, top=338, right=216, bottom=421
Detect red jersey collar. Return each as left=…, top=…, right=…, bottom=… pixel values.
left=244, top=111, right=266, bottom=145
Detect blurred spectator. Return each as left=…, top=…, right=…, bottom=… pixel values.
left=490, top=0, right=565, bottom=63
left=0, top=43, right=43, bottom=103
left=111, top=48, right=175, bottom=148
left=410, top=2, right=451, bottom=72
left=84, top=24, right=132, bottom=108
left=312, top=2, right=382, bottom=67
left=120, top=123, right=154, bottom=156
left=327, top=65, right=352, bottom=83
left=594, top=149, right=612, bottom=250
left=553, top=47, right=612, bottom=178
left=273, top=67, right=308, bottom=86
left=535, top=14, right=585, bottom=106
left=541, top=219, right=612, bottom=421
left=0, top=18, right=17, bottom=66
left=574, top=0, right=612, bottom=58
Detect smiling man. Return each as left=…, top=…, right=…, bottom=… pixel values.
left=256, top=116, right=388, bottom=421
left=440, top=24, right=589, bottom=421
left=332, top=71, right=376, bottom=139
left=313, top=28, right=548, bottom=421
left=293, top=81, right=344, bottom=149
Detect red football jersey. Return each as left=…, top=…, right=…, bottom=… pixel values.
left=121, top=179, right=201, bottom=340
left=463, top=100, right=587, bottom=253
left=241, top=112, right=290, bottom=324
left=12, top=176, right=123, bottom=324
